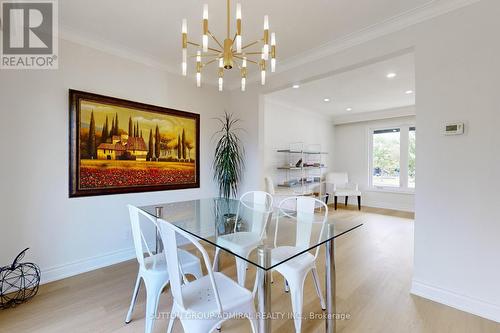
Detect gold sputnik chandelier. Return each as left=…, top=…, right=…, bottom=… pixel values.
left=181, top=0, right=276, bottom=91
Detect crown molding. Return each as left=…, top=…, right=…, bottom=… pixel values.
left=264, top=97, right=334, bottom=122
left=59, top=25, right=175, bottom=72
left=332, top=105, right=416, bottom=125
left=236, top=0, right=481, bottom=89
left=59, top=25, right=219, bottom=87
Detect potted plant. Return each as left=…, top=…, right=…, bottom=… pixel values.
left=212, top=111, right=245, bottom=232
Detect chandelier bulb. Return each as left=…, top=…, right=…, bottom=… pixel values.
left=236, top=35, right=242, bottom=53
left=182, top=19, right=187, bottom=34
left=219, top=77, right=223, bottom=91
left=203, top=4, right=208, bottom=20
left=236, top=3, right=242, bottom=20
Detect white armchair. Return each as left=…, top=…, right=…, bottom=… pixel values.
left=324, top=172, right=362, bottom=210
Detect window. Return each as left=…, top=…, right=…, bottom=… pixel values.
left=370, top=125, right=416, bottom=191
left=408, top=127, right=416, bottom=188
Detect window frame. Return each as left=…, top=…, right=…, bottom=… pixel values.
left=367, top=124, right=415, bottom=193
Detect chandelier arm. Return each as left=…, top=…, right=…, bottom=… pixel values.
left=207, top=30, right=224, bottom=50
left=236, top=52, right=265, bottom=55
left=234, top=55, right=258, bottom=64
left=203, top=58, right=218, bottom=67
left=241, top=39, right=262, bottom=50
left=232, top=33, right=238, bottom=44
left=190, top=53, right=221, bottom=58
left=187, top=41, right=221, bottom=53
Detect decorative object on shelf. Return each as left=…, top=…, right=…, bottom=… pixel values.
left=181, top=0, right=276, bottom=91
left=69, top=90, right=200, bottom=197
left=275, top=143, right=328, bottom=197
left=212, top=111, right=245, bottom=199
left=0, top=248, right=41, bottom=309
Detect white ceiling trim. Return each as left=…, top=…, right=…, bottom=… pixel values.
left=59, top=25, right=175, bottom=72
left=332, top=105, right=416, bottom=125
left=235, top=0, right=480, bottom=89
left=265, top=98, right=335, bottom=123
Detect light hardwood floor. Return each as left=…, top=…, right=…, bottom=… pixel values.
left=1, top=207, right=498, bottom=333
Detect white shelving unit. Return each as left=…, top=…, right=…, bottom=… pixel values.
left=275, top=143, right=328, bottom=197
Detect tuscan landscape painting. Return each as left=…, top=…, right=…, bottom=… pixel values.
left=69, top=90, right=200, bottom=197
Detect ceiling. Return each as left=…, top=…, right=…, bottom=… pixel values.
left=266, top=53, right=415, bottom=116
left=60, top=0, right=433, bottom=83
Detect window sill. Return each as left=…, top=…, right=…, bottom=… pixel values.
left=367, top=187, right=415, bottom=195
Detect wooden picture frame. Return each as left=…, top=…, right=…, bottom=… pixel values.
left=69, top=90, right=200, bottom=197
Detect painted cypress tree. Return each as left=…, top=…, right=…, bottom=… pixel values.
left=111, top=117, right=115, bottom=138
left=128, top=116, right=133, bottom=136
left=181, top=128, right=186, bottom=160
left=88, top=111, right=96, bottom=159
left=101, top=115, right=109, bottom=143
left=136, top=121, right=139, bottom=138
left=177, top=134, right=181, bottom=160
left=114, top=112, right=119, bottom=136
left=148, top=129, right=153, bottom=161
left=154, top=125, right=161, bottom=161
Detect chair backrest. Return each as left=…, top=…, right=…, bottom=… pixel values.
left=158, top=219, right=223, bottom=313
left=236, top=191, right=273, bottom=236
left=127, top=205, right=158, bottom=269
left=274, top=196, right=328, bottom=259
left=326, top=172, right=349, bottom=187
left=264, top=176, right=275, bottom=195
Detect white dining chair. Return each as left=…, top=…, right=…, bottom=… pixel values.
left=158, top=218, right=258, bottom=333
left=212, top=191, right=273, bottom=287
left=272, top=196, right=328, bottom=333
left=126, top=205, right=203, bottom=333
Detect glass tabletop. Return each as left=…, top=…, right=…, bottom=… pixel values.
left=139, top=197, right=363, bottom=270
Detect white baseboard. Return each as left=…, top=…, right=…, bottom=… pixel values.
left=362, top=199, right=414, bottom=213
left=40, top=248, right=136, bottom=285
left=411, top=279, right=500, bottom=323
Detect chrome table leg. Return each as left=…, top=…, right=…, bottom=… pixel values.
left=257, top=246, right=272, bottom=333
left=155, top=206, right=164, bottom=254
left=325, top=224, right=336, bottom=333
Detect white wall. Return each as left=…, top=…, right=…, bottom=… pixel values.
left=0, top=39, right=231, bottom=283
left=239, top=0, right=500, bottom=322
left=262, top=99, right=334, bottom=189
left=333, top=114, right=416, bottom=212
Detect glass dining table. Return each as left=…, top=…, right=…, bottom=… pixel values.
left=139, top=198, right=363, bottom=333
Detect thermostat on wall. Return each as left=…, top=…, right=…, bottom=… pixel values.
left=444, top=122, right=465, bottom=135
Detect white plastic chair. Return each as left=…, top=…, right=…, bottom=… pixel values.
left=272, top=196, right=328, bottom=333
left=212, top=191, right=273, bottom=287
left=126, top=205, right=203, bottom=333
left=158, top=218, right=258, bottom=333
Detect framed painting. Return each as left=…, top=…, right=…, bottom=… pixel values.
left=69, top=90, right=200, bottom=197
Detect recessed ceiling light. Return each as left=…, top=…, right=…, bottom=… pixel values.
left=346, top=107, right=353, bottom=111
left=323, top=98, right=331, bottom=102
left=386, top=72, right=397, bottom=79
left=292, top=84, right=300, bottom=89
left=405, top=90, right=414, bottom=94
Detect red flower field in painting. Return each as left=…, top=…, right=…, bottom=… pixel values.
left=79, top=160, right=195, bottom=189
